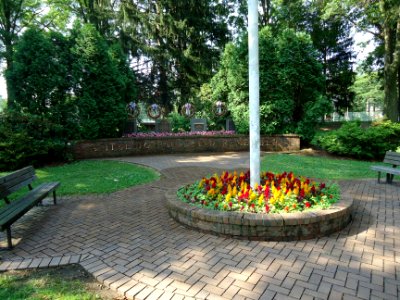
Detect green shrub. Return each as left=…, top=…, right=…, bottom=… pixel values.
left=168, top=112, right=191, bottom=132
left=312, top=121, right=400, bottom=159
left=0, top=113, right=71, bottom=171
left=203, top=27, right=330, bottom=141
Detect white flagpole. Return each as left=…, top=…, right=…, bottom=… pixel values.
left=248, top=0, right=260, bottom=187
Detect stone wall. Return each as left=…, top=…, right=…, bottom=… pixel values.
left=72, top=134, right=300, bottom=159
left=165, top=190, right=353, bottom=241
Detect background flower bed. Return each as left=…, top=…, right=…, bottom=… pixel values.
left=178, top=170, right=339, bottom=214
left=123, top=130, right=236, bottom=138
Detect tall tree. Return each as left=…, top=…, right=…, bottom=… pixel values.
left=206, top=28, right=330, bottom=141
left=71, top=23, right=135, bottom=138
left=308, top=0, right=355, bottom=111
left=271, top=0, right=355, bottom=112
left=325, top=0, right=400, bottom=121
left=0, top=0, right=40, bottom=106
left=120, top=0, right=232, bottom=108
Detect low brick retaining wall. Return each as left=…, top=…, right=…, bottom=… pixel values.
left=72, top=134, right=300, bottom=159
left=165, top=190, right=353, bottom=240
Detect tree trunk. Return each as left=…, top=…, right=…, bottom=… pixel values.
left=382, top=2, right=400, bottom=122
left=384, top=64, right=399, bottom=121
left=4, top=37, right=15, bottom=108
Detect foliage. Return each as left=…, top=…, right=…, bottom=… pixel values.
left=0, top=97, right=6, bottom=112
left=261, top=153, right=383, bottom=180
left=323, top=0, right=400, bottom=122
left=167, top=112, right=191, bottom=132
left=0, top=112, right=71, bottom=171
left=205, top=27, right=330, bottom=141
left=350, top=72, right=384, bottom=111
left=312, top=121, right=400, bottom=159
left=0, top=0, right=42, bottom=106
left=2, top=24, right=137, bottom=169
left=71, top=23, right=135, bottom=139
left=6, top=27, right=76, bottom=133
left=115, top=1, right=234, bottom=108
left=178, top=170, right=339, bottom=214
left=307, top=1, right=356, bottom=112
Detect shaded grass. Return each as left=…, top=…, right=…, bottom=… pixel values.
left=0, top=265, right=116, bottom=300
left=0, top=160, right=160, bottom=208
left=261, top=153, right=391, bottom=180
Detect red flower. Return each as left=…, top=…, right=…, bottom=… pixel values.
left=265, top=204, right=270, bottom=213
left=264, top=186, right=270, bottom=199
left=229, top=202, right=233, bottom=208
left=305, top=201, right=311, bottom=208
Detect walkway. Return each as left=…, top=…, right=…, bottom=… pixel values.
left=1, top=152, right=399, bottom=300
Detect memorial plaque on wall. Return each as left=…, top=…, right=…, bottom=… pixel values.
left=190, top=118, right=208, bottom=132
left=226, top=118, right=235, bottom=131
left=124, top=119, right=137, bottom=134
left=156, top=119, right=171, bottom=132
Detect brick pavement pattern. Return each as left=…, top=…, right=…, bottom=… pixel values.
left=0, top=152, right=399, bottom=300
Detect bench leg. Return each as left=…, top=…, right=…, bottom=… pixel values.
left=377, top=172, right=381, bottom=183
left=386, top=173, right=394, bottom=184
left=53, top=190, right=57, bottom=205
left=6, top=227, right=12, bottom=249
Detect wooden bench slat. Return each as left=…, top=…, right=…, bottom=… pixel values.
left=0, top=182, right=60, bottom=224
left=371, top=151, right=400, bottom=184
left=0, top=166, right=37, bottom=198
left=371, top=166, right=400, bottom=174
left=0, top=197, right=41, bottom=230
left=0, top=166, right=34, bottom=184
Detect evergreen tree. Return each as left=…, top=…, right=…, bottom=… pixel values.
left=71, top=23, right=135, bottom=139
left=120, top=0, right=232, bottom=108
left=308, top=1, right=355, bottom=112
left=6, top=27, right=72, bottom=121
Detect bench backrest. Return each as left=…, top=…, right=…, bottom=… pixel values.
left=0, top=166, right=37, bottom=199
left=383, top=151, right=400, bottom=166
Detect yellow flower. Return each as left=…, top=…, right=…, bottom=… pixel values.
left=207, top=188, right=216, bottom=196
left=258, top=194, right=264, bottom=206
left=232, top=186, right=238, bottom=196
left=225, top=193, right=231, bottom=202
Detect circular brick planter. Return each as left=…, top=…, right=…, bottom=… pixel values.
left=165, top=190, right=353, bottom=240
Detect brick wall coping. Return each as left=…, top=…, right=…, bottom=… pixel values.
left=165, top=190, right=353, bottom=241
left=72, top=134, right=300, bottom=159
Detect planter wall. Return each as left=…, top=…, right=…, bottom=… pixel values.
left=72, top=134, right=300, bottom=159
left=165, top=190, right=353, bottom=241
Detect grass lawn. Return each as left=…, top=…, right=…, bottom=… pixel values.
left=35, top=160, right=160, bottom=195
left=0, top=160, right=160, bottom=208
left=261, top=153, right=390, bottom=180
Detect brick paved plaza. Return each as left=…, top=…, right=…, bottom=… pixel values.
left=0, top=153, right=399, bottom=299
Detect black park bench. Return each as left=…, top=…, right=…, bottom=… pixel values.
left=0, top=166, right=60, bottom=249
left=371, top=151, right=400, bottom=184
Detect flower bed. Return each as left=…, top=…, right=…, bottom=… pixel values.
left=166, top=170, right=353, bottom=240
left=123, top=130, right=236, bottom=138
left=178, top=171, right=339, bottom=214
